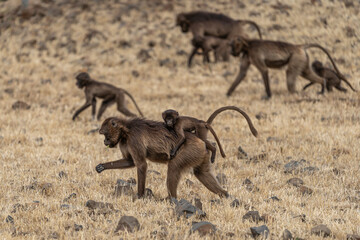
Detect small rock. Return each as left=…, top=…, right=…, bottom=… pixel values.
left=231, top=199, right=240, bottom=208
left=40, top=183, right=53, bottom=196
left=48, top=232, right=60, bottom=239
left=137, top=49, right=151, bottom=62
left=250, top=225, right=270, bottom=239
left=175, top=199, right=206, bottom=219
left=243, top=178, right=259, bottom=192
left=293, top=214, right=306, bottom=222
left=6, top=215, right=14, bottom=224
left=347, top=234, right=360, bottom=240
left=131, top=70, right=139, bottom=78
left=345, top=26, right=356, bottom=38
left=176, top=50, right=187, bottom=56
left=243, top=211, right=261, bottom=223
left=185, top=179, right=194, bottom=187
left=210, top=199, right=221, bottom=205
left=114, top=179, right=133, bottom=197
left=344, top=0, right=354, bottom=8
left=127, top=178, right=136, bottom=185
left=85, top=200, right=114, bottom=215
left=12, top=101, right=30, bottom=110
left=226, top=232, right=235, bottom=237
left=237, top=146, right=248, bottom=159
left=114, top=216, right=140, bottom=233
left=191, top=221, right=216, bottom=236
left=60, top=204, right=70, bottom=210
left=144, top=188, right=154, bottom=198
left=311, top=224, right=331, bottom=237
left=74, top=224, right=83, bottom=231
left=63, top=193, right=76, bottom=202
left=255, top=112, right=267, bottom=120
left=287, top=178, right=304, bottom=187
left=58, top=171, right=67, bottom=179
left=247, top=153, right=267, bottom=164
left=282, top=229, right=293, bottom=240
left=301, top=166, right=319, bottom=174
left=284, top=159, right=306, bottom=174
left=216, top=173, right=227, bottom=185
left=194, top=198, right=202, bottom=210
left=4, top=88, right=14, bottom=95
left=118, top=40, right=131, bottom=48
left=159, top=58, right=176, bottom=68
left=298, top=186, right=313, bottom=196
left=148, top=41, right=156, bottom=48
left=265, top=196, right=281, bottom=202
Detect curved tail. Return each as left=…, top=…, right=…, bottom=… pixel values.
left=304, top=44, right=344, bottom=78
left=304, top=44, right=357, bottom=92
left=339, top=75, right=357, bottom=92
left=207, top=125, right=226, bottom=158
left=240, top=20, right=262, bottom=39
left=123, top=90, right=144, bottom=117
left=206, top=106, right=258, bottom=137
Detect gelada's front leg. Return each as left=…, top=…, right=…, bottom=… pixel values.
left=95, top=158, right=135, bottom=173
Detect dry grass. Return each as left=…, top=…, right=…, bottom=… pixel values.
left=0, top=0, right=359, bottom=239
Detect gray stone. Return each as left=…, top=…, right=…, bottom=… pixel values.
left=243, top=178, right=259, bottom=192
left=243, top=211, right=261, bottom=223
left=311, top=224, right=331, bottom=237
left=298, top=186, right=313, bottom=196
left=231, top=199, right=240, bottom=208
left=58, top=171, right=67, bottom=179
left=137, top=49, right=151, bottom=62
left=287, top=178, right=304, bottom=187
left=74, top=224, right=83, bottom=231
left=194, top=198, right=202, bottom=210
left=114, top=216, right=140, bottom=233
left=284, top=159, right=306, bottom=174
left=191, top=221, right=216, bottom=236
left=237, top=146, right=248, bottom=159
left=114, top=179, right=133, bottom=197
left=282, top=229, right=293, bottom=240
left=250, top=225, right=270, bottom=239
left=175, top=199, right=206, bottom=219
left=6, top=215, right=14, bottom=224
left=12, top=101, right=30, bottom=110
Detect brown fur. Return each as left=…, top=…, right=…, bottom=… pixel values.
left=302, top=60, right=357, bottom=93
left=188, top=36, right=231, bottom=67
left=162, top=106, right=258, bottom=163
left=96, top=117, right=229, bottom=198
left=176, top=11, right=262, bottom=41
left=72, top=72, right=143, bottom=121
left=176, top=11, right=262, bottom=68
left=227, top=38, right=345, bottom=98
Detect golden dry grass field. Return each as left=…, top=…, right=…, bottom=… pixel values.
left=0, top=0, right=360, bottom=239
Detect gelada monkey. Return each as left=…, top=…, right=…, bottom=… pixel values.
left=302, top=60, right=357, bottom=93
left=162, top=106, right=258, bottom=163
left=176, top=11, right=262, bottom=42
left=96, top=117, right=229, bottom=199
left=227, top=38, right=346, bottom=98
left=188, top=36, right=231, bottom=67
left=72, top=72, right=143, bottom=121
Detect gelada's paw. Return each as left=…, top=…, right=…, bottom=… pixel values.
left=95, top=164, right=105, bottom=173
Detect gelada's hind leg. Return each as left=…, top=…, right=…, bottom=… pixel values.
left=301, top=65, right=326, bottom=94
left=193, top=156, right=228, bottom=197
left=286, top=54, right=307, bottom=93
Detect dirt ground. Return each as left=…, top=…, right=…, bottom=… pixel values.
left=0, top=0, right=359, bottom=239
